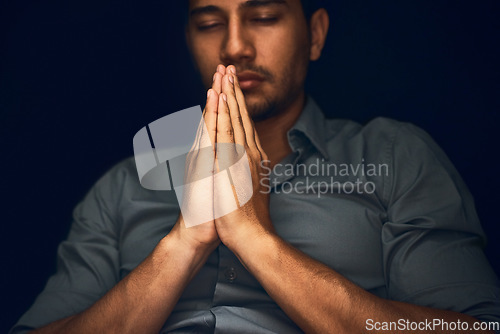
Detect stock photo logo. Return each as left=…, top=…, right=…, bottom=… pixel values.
left=133, top=106, right=253, bottom=227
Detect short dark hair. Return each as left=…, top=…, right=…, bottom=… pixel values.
left=300, top=0, right=324, bottom=21
left=182, top=1, right=324, bottom=25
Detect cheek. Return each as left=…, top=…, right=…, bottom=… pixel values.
left=261, top=34, right=309, bottom=82
left=190, top=37, right=221, bottom=86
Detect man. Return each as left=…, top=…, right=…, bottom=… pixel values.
left=11, top=0, right=500, bottom=333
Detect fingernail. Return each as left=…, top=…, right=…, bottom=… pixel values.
left=207, top=89, right=212, bottom=98
left=228, top=75, right=234, bottom=84
left=229, top=67, right=236, bottom=74
left=222, top=93, right=227, bottom=102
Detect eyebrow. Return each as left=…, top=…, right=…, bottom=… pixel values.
left=189, top=5, right=220, bottom=17
left=190, top=0, right=288, bottom=17
left=240, top=0, right=288, bottom=9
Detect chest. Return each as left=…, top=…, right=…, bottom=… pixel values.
left=118, top=177, right=387, bottom=292
left=269, top=177, right=387, bottom=290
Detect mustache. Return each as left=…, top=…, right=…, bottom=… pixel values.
left=235, top=65, right=274, bottom=82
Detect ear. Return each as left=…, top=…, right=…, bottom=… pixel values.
left=309, top=8, right=330, bottom=61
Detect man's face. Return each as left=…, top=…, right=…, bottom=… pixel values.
left=186, top=0, right=311, bottom=120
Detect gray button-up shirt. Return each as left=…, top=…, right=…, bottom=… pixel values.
left=11, top=97, right=500, bottom=333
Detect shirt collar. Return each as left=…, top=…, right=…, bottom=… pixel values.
left=287, top=96, right=330, bottom=160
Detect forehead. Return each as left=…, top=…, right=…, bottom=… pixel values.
left=188, top=0, right=301, bottom=13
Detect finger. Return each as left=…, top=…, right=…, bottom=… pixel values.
left=216, top=93, right=234, bottom=144
left=227, top=65, right=236, bottom=75
left=194, top=88, right=218, bottom=160
left=222, top=74, right=246, bottom=147
left=253, top=128, right=268, bottom=161
left=216, top=92, right=238, bottom=171
left=204, top=89, right=218, bottom=151
left=194, top=89, right=218, bottom=181
left=228, top=66, right=268, bottom=161
left=217, top=64, right=226, bottom=75
left=230, top=68, right=258, bottom=149
left=212, top=71, right=223, bottom=95
left=212, top=64, right=226, bottom=95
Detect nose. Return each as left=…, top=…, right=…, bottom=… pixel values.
left=220, top=20, right=255, bottom=65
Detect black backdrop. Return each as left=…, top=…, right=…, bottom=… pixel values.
left=1, top=1, right=499, bottom=332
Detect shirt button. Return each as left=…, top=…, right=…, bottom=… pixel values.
left=224, top=267, right=237, bottom=282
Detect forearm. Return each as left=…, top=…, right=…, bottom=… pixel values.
left=232, top=232, right=492, bottom=334
left=31, top=227, right=215, bottom=334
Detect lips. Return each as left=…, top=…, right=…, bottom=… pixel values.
left=237, top=71, right=265, bottom=90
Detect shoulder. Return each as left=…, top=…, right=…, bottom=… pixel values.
left=82, top=156, right=176, bottom=210
left=324, top=116, right=428, bottom=144
left=90, top=157, right=140, bottom=196
left=74, top=157, right=142, bottom=218
left=321, top=116, right=436, bottom=163
left=320, top=115, right=473, bottom=205
left=322, top=116, right=450, bottom=169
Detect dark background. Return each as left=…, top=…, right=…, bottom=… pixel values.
left=1, top=0, right=499, bottom=332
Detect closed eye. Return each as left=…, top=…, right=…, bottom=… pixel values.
left=251, top=17, right=278, bottom=24
left=197, top=23, right=224, bottom=31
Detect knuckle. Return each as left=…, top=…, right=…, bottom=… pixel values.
left=220, top=127, right=233, bottom=137
left=251, top=150, right=261, bottom=161
left=232, top=115, right=243, bottom=125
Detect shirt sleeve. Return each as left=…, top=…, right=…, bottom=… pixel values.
left=9, top=163, right=126, bottom=334
left=381, top=122, right=500, bottom=325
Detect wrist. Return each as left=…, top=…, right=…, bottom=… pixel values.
left=174, top=217, right=219, bottom=251
left=159, top=226, right=217, bottom=275
left=223, top=217, right=278, bottom=260
left=234, top=229, right=283, bottom=275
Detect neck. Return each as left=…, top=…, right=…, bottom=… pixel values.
left=254, top=91, right=306, bottom=168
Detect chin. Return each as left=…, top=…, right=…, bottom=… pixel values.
left=247, top=101, right=279, bottom=122
left=246, top=89, right=296, bottom=121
